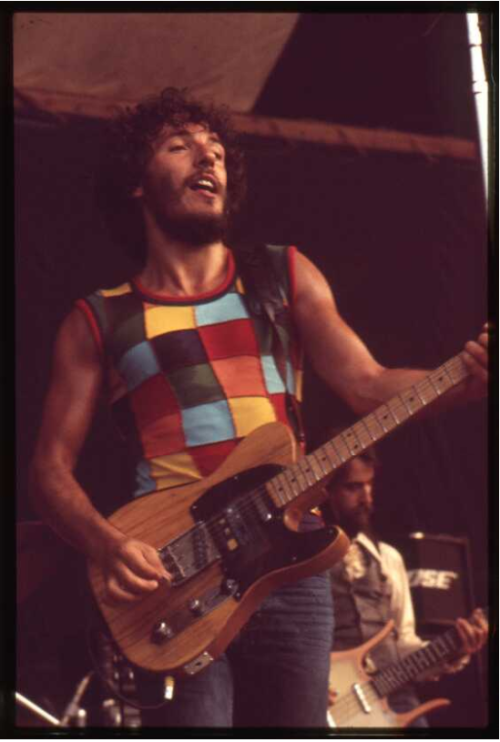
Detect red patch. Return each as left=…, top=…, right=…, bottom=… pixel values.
left=190, top=439, right=240, bottom=477
left=130, top=374, right=180, bottom=428
left=199, top=319, right=260, bottom=361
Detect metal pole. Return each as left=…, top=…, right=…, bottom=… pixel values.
left=15, top=692, right=61, bottom=726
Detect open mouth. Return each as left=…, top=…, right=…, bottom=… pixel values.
left=189, top=176, right=218, bottom=195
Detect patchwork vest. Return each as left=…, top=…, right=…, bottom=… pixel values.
left=77, top=246, right=303, bottom=499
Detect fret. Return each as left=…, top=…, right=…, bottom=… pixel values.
left=343, top=423, right=371, bottom=456
left=404, top=653, right=423, bottom=677
left=274, top=470, right=297, bottom=503
left=267, top=477, right=287, bottom=507
left=341, top=428, right=364, bottom=457
left=428, top=643, right=443, bottom=663
left=297, top=458, right=318, bottom=486
left=429, top=365, right=452, bottom=396
left=387, top=398, right=408, bottom=425
left=330, top=438, right=347, bottom=464
left=317, top=444, right=336, bottom=474
left=325, top=441, right=346, bottom=469
left=442, top=363, right=455, bottom=387
left=359, top=417, right=377, bottom=448
left=445, top=356, right=468, bottom=384
left=400, top=387, right=424, bottom=416
left=288, top=464, right=308, bottom=494
left=433, top=639, right=449, bottom=659
left=353, top=421, right=374, bottom=449
left=413, top=383, right=428, bottom=406
left=295, top=467, right=311, bottom=493
left=282, top=471, right=298, bottom=503
left=331, top=435, right=351, bottom=464
left=441, top=630, right=459, bottom=654
left=363, top=413, right=385, bottom=441
left=374, top=405, right=397, bottom=433
left=308, top=452, right=327, bottom=480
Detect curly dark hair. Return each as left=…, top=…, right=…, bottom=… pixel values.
left=95, top=87, right=247, bottom=263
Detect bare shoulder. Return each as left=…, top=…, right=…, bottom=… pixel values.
left=55, top=306, right=101, bottom=367
left=294, top=251, right=337, bottom=304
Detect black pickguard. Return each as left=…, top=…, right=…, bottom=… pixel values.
left=190, top=464, right=337, bottom=596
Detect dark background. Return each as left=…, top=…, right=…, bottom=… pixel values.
left=15, top=10, right=493, bottom=731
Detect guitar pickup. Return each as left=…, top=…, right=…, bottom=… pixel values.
left=159, top=545, right=186, bottom=583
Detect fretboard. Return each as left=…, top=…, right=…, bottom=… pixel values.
left=371, top=624, right=462, bottom=697
left=266, top=353, right=469, bottom=508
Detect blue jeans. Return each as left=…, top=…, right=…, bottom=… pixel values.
left=137, top=574, right=334, bottom=728
left=389, top=688, right=429, bottom=728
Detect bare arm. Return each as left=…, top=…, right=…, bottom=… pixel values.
left=293, top=252, right=488, bottom=414
left=30, top=308, right=170, bottom=603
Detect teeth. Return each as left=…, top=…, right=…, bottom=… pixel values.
left=194, top=179, right=215, bottom=192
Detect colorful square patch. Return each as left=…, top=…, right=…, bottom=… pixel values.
left=145, top=304, right=196, bottom=338
left=152, top=329, right=208, bottom=373
left=182, top=400, right=235, bottom=447
left=168, top=363, right=225, bottom=409
left=117, top=341, right=162, bottom=391
left=228, top=396, right=276, bottom=438
left=140, top=413, right=185, bottom=458
left=148, top=451, right=202, bottom=489
left=194, top=293, right=249, bottom=327
left=212, top=356, right=267, bottom=398
left=130, top=374, right=180, bottom=428
left=199, top=319, right=260, bottom=361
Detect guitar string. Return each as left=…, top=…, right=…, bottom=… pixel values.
left=328, top=678, right=380, bottom=725
left=163, top=380, right=444, bottom=565
left=163, top=357, right=467, bottom=573
left=166, top=386, right=460, bottom=573
left=331, top=629, right=460, bottom=724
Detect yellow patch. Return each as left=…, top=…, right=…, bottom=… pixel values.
left=228, top=397, right=276, bottom=438
left=145, top=305, right=196, bottom=338
left=100, top=283, right=132, bottom=297
left=149, top=452, right=202, bottom=489
left=234, top=277, right=246, bottom=294
left=295, top=369, right=304, bottom=403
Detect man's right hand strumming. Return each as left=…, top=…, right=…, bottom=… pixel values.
left=100, top=535, right=172, bottom=605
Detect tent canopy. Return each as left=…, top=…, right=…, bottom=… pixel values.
left=14, top=11, right=480, bottom=161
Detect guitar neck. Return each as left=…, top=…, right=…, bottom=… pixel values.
left=371, top=625, right=462, bottom=697
left=266, top=353, right=469, bottom=509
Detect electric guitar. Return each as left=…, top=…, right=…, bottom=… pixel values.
left=88, top=353, right=470, bottom=677
left=327, top=612, right=483, bottom=728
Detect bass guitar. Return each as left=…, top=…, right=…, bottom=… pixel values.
left=327, top=611, right=482, bottom=728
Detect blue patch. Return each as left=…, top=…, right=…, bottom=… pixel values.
left=182, top=400, right=235, bottom=447
left=117, top=341, right=161, bottom=391
left=286, top=361, right=296, bottom=394
left=134, top=459, right=156, bottom=497
left=261, top=355, right=286, bottom=394
left=195, top=294, right=249, bottom=327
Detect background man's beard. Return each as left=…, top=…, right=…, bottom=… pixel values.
left=339, top=508, right=373, bottom=538
left=156, top=209, right=229, bottom=247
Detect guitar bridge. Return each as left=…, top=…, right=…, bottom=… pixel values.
left=353, top=682, right=372, bottom=714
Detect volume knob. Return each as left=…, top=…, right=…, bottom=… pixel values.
left=151, top=620, right=175, bottom=644
left=188, top=598, right=204, bottom=616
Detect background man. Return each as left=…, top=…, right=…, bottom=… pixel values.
left=323, top=443, right=488, bottom=727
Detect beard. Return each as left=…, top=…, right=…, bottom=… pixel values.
left=144, top=176, right=230, bottom=247
left=157, top=209, right=229, bottom=247
left=337, top=506, right=373, bottom=538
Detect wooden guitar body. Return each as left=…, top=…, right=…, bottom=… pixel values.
left=88, top=422, right=349, bottom=676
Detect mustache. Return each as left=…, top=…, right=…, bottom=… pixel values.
left=353, top=504, right=373, bottom=517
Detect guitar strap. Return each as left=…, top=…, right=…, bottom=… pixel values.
left=233, top=244, right=305, bottom=444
